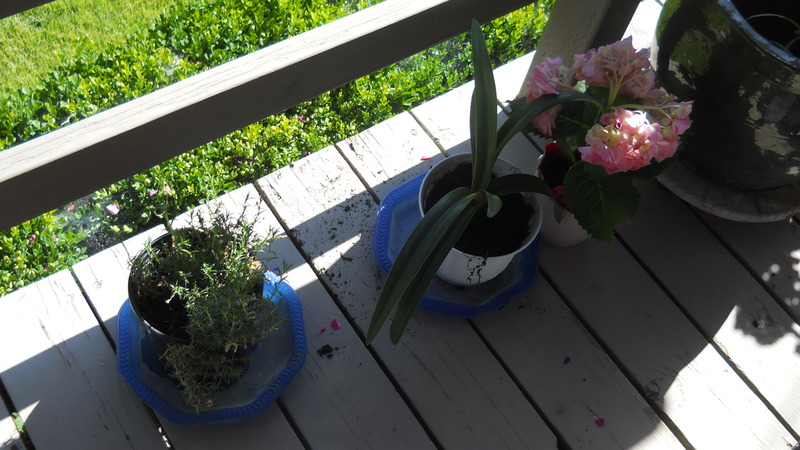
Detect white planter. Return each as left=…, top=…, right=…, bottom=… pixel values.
left=534, top=153, right=590, bottom=247
left=536, top=194, right=590, bottom=247
left=419, top=153, right=542, bottom=286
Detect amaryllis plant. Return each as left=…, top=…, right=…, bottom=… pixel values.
left=518, top=37, right=693, bottom=241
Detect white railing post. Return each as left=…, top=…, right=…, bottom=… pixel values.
left=517, top=0, right=639, bottom=98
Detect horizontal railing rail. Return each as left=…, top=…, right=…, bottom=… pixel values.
left=0, top=0, right=637, bottom=232
left=0, top=0, right=55, bottom=19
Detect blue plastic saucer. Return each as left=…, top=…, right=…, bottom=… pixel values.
left=117, top=272, right=306, bottom=425
left=373, top=173, right=539, bottom=318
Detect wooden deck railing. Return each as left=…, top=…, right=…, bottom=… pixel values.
left=0, top=0, right=638, bottom=232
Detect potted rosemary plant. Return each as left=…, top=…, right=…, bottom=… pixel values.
left=124, top=205, right=305, bottom=419
left=366, top=21, right=588, bottom=344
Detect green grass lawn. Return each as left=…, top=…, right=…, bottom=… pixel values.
left=0, top=0, right=188, bottom=93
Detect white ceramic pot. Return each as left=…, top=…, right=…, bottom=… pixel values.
left=534, top=154, right=590, bottom=247
left=536, top=193, right=590, bottom=247
left=419, top=153, right=542, bottom=286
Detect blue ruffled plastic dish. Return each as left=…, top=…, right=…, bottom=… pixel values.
left=373, top=173, right=540, bottom=318
left=117, top=271, right=306, bottom=425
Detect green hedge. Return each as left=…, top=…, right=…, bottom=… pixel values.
left=0, top=0, right=553, bottom=296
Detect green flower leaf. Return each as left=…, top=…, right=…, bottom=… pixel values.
left=562, top=161, right=639, bottom=242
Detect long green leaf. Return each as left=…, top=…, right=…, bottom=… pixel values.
left=469, top=20, right=498, bottom=192
left=367, top=188, right=484, bottom=343
left=387, top=192, right=485, bottom=343
left=485, top=191, right=502, bottom=218
left=495, top=91, right=597, bottom=162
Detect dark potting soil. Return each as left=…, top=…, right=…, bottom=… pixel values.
left=128, top=233, right=194, bottom=340
left=424, top=161, right=534, bottom=257
left=133, top=282, right=191, bottom=340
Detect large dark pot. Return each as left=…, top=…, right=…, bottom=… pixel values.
left=653, top=0, right=800, bottom=219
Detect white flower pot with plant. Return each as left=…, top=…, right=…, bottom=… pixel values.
left=367, top=20, right=589, bottom=344
left=419, top=153, right=542, bottom=285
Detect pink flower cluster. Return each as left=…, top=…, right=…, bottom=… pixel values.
left=580, top=109, right=671, bottom=173
left=526, top=56, right=573, bottom=136
left=525, top=37, right=692, bottom=174
left=573, top=37, right=654, bottom=100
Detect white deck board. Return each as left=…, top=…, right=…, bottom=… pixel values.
left=2, top=3, right=800, bottom=447
left=617, top=180, right=800, bottom=436
left=337, top=107, right=683, bottom=448
left=407, top=61, right=796, bottom=449
left=0, top=270, right=166, bottom=449
left=492, top=51, right=535, bottom=102
left=338, top=111, right=443, bottom=196
left=258, top=146, right=557, bottom=448
left=540, top=239, right=796, bottom=449
left=472, top=282, right=684, bottom=449
left=221, top=184, right=436, bottom=449
left=697, top=212, right=800, bottom=323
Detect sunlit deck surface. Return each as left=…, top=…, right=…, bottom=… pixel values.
left=2, top=2, right=800, bottom=449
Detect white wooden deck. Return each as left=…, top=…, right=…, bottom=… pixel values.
left=2, top=2, right=800, bottom=449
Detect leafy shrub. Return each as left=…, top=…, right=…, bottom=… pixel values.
left=0, top=0, right=554, bottom=295
left=0, top=211, right=86, bottom=294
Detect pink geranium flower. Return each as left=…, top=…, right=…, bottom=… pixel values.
left=579, top=109, right=678, bottom=173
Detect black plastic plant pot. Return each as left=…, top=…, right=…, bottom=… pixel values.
left=127, top=232, right=192, bottom=358
left=653, top=0, right=800, bottom=191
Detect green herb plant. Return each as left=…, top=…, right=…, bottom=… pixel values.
left=129, top=203, right=287, bottom=409
left=366, top=21, right=591, bottom=345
